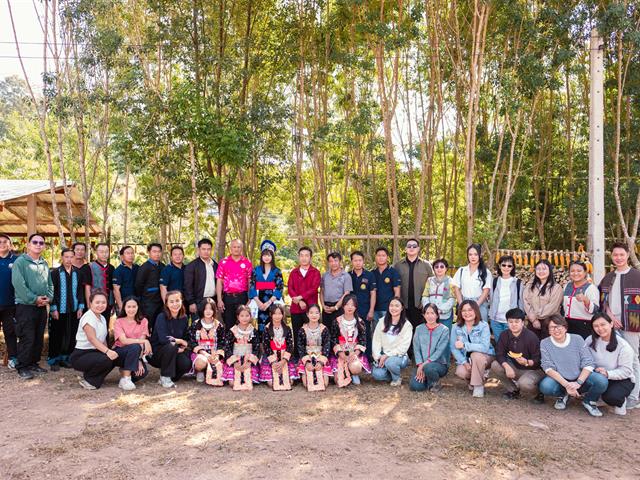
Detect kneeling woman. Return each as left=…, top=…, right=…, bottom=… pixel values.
left=297, top=304, right=332, bottom=387
left=222, top=305, right=260, bottom=387
left=70, top=289, right=118, bottom=390
left=371, top=297, right=413, bottom=386
left=148, top=291, right=192, bottom=388
left=451, top=300, right=495, bottom=398
left=259, top=304, right=299, bottom=386
left=330, top=294, right=371, bottom=385
left=188, top=298, right=225, bottom=383
left=112, top=296, right=151, bottom=391
left=410, top=303, right=450, bottom=392
left=588, top=313, right=635, bottom=415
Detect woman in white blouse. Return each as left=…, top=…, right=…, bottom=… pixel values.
left=564, top=261, right=600, bottom=339
left=451, top=243, right=492, bottom=323
left=371, top=297, right=413, bottom=386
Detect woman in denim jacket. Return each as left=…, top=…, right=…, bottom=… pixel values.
left=451, top=299, right=495, bottom=398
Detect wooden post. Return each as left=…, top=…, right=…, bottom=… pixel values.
left=588, top=28, right=605, bottom=283
left=27, top=194, right=37, bottom=237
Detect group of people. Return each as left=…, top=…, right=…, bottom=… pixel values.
left=1, top=232, right=639, bottom=417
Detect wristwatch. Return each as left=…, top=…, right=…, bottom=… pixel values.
left=576, top=378, right=584, bottom=385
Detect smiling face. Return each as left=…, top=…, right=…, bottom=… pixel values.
left=611, top=247, right=629, bottom=269
left=460, top=303, right=476, bottom=324
left=230, top=240, right=243, bottom=257
left=433, top=262, right=447, bottom=278
left=171, top=248, right=184, bottom=265
left=549, top=321, right=567, bottom=342
left=27, top=235, right=45, bottom=257
left=91, top=294, right=108, bottom=315
left=569, top=263, right=587, bottom=284
left=535, top=263, right=550, bottom=282
left=203, top=303, right=215, bottom=321
left=0, top=236, right=11, bottom=256
left=271, top=307, right=284, bottom=326
left=499, top=260, right=514, bottom=277
left=166, top=293, right=182, bottom=315
left=388, top=298, right=403, bottom=317
left=261, top=251, right=273, bottom=266
left=307, top=306, right=321, bottom=324
left=73, top=244, right=86, bottom=261
left=124, top=299, right=139, bottom=318
left=423, top=306, right=439, bottom=325
left=592, top=317, right=612, bottom=340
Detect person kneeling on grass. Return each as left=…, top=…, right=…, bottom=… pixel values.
left=371, top=297, right=413, bottom=386
left=410, top=303, right=450, bottom=392
left=147, top=291, right=192, bottom=388
left=588, top=312, right=635, bottom=415
left=490, top=307, right=544, bottom=402
left=70, top=289, right=117, bottom=390
left=188, top=298, right=225, bottom=383
left=112, top=297, right=151, bottom=391
left=539, top=314, right=608, bottom=417
left=451, top=300, right=495, bottom=398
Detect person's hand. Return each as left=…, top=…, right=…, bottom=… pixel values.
left=415, top=367, right=425, bottom=383
left=595, top=367, right=608, bottom=377
left=378, top=355, right=388, bottom=368
left=367, top=311, right=374, bottom=322
left=503, top=363, right=516, bottom=379
left=463, top=362, right=472, bottom=372
left=348, top=352, right=359, bottom=364
left=531, top=319, right=541, bottom=330
left=189, top=304, right=198, bottom=314
left=234, top=361, right=242, bottom=371
left=35, top=296, right=47, bottom=307
left=106, top=349, right=118, bottom=361
left=135, top=361, right=145, bottom=377
left=455, top=340, right=464, bottom=350
left=176, top=339, right=188, bottom=347
left=565, top=382, right=580, bottom=397
left=51, top=310, right=59, bottom=320
left=514, top=356, right=528, bottom=367
left=217, top=299, right=225, bottom=312
left=610, top=313, right=623, bottom=329
left=314, top=361, right=323, bottom=372
left=324, top=305, right=334, bottom=313
left=76, top=309, right=83, bottom=319
left=305, top=361, right=314, bottom=372
left=299, top=300, right=307, bottom=311
left=142, top=340, right=152, bottom=356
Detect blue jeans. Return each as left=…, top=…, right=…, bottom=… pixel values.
left=439, top=313, right=453, bottom=332
left=410, top=362, right=448, bottom=391
left=538, top=372, right=608, bottom=403
left=372, top=355, right=409, bottom=382
left=490, top=320, right=509, bottom=341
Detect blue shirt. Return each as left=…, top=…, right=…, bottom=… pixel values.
left=372, top=266, right=401, bottom=311
left=113, top=263, right=139, bottom=300
left=160, top=263, right=185, bottom=293
left=0, top=252, right=17, bottom=307
left=349, top=269, right=377, bottom=318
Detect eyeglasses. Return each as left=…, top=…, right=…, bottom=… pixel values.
left=31, top=240, right=45, bottom=246
left=549, top=325, right=566, bottom=331
left=434, top=264, right=446, bottom=269
left=406, top=244, right=419, bottom=249
left=500, top=264, right=514, bottom=268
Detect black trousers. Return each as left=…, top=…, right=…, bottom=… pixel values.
left=142, top=300, right=163, bottom=331
left=0, top=305, right=17, bottom=358
left=15, top=304, right=47, bottom=370
left=291, top=313, right=307, bottom=356
left=567, top=318, right=592, bottom=339
left=321, top=302, right=342, bottom=326
left=48, top=311, right=80, bottom=362
left=222, top=292, right=249, bottom=330
left=147, top=343, right=191, bottom=380
left=113, top=344, right=148, bottom=382
left=70, top=348, right=114, bottom=388
left=406, top=305, right=422, bottom=359
left=602, top=378, right=634, bottom=407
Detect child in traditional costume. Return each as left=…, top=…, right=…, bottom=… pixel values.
left=222, top=305, right=260, bottom=388
left=188, top=298, right=225, bottom=385
left=330, top=294, right=371, bottom=386
left=259, top=304, right=299, bottom=388
left=297, top=304, right=332, bottom=388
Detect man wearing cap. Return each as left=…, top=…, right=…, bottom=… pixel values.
left=394, top=238, right=433, bottom=332
left=216, top=239, right=253, bottom=329
left=287, top=246, right=321, bottom=349
left=0, top=234, right=18, bottom=369
left=320, top=252, right=353, bottom=326
left=11, top=233, right=53, bottom=380
left=184, top=238, right=218, bottom=318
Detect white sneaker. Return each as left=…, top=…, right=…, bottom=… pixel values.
left=196, top=372, right=205, bottom=383
left=472, top=386, right=485, bottom=398
left=79, top=379, right=96, bottom=390
left=7, top=358, right=17, bottom=369
left=554, top=395, right=569, bottom=410
left=390, top=378, right=402, bottom=387
left=582, top=401, right=603, bottom=417
left=614, top=400, right=627, bottom=416
left=118, top=376, right=136, bottom=391
left=626, top=397, right=640, bottom=409
left=158, top=376, right=175, bottom=388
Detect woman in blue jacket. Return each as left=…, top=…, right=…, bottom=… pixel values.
left=451, top=300, right=495, bottom=398
left=410, top=303, right=450, bottom=392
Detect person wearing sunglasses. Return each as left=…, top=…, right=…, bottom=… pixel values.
left=488, top=255, right=523, bottom=340
left=10, top=233, right=53, bottom=380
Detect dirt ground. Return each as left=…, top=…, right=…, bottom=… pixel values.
left=1, top=362, right=639, bottom=480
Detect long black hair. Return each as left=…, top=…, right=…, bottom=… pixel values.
left=260, top=248, right=278, bottom=270
left=467, top=243, right=488, bottom=286
left=118, top=296, right=144, bottom=325
left=342, top=294, right=360, bottom=321
left=589, top=312, right=619, bottom=353
left=383, top=296, right=407, bottom=334
left=530, top=259, right=555, bottom=296
left=496, top=254, right=516, bottom=277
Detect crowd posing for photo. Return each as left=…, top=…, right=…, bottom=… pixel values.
left=1, top=232, right=639, bottom=417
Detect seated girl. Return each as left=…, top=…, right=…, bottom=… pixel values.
left=188, top=298, right=225, bottom=384
left=371, top=297, right=413, bottom=386
left=259, top=304, right=299, bottom=387
left=222, top=305, right=261, bottom=387
left=297, top=304, right=332, bottom=388
left=112, top=296, right=151, bottom=391
left=410, top=303, right=450, bottom=392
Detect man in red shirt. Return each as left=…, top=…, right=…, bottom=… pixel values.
left=216, top=239, right=252, bottom=329
left=287, top=246, right=321, bottom=350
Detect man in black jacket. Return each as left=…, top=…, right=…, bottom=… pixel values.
left=184, top=238, right=218, bottom=319
left=135, top=243, right=165, bottom=329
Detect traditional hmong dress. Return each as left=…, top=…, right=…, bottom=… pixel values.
left=222, top=324, right=261, bottom=383
left=297, top=323, right=333, bottom=376
left=248, top=266, right=284, bottom=337
left=188, top=319, right=226, bottom=374
left=329, top=315, right=371, bottom=373
left=259, top=323, right=299, bottom=382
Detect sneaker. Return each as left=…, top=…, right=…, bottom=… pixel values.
left=554, top=395, right=569, bottom=410
left=429, top=381, right=443, bottom=393
left=79, top=379, right=96, bottom=390
left=30, top=364, right=47, bottom=374
left=531, top=393, right=545, bottom=405
left=626, top=397, right=640, bottom=410
left=351, top=375, right=361, bottom=385
left=158, top=376, right=176, bottom=388
left=582, top=401, right=603, bottom=417
left=7, top=358, right=17, bottom=369
left=18, top=368, right=34, bottom=380
left=196, top=372, right=205, bottom=383
left=502, top=390, right=521, bottom=400
left=390, top=378, right=402, bottom=387
left=118, top=376, right=136, bottom=391
left=472, top=386, right=485, bottom=398
left=614, top=400, right=627, bottom=416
